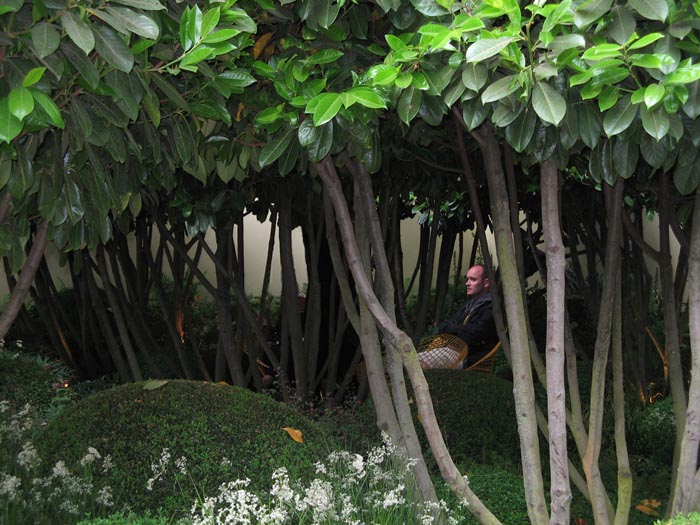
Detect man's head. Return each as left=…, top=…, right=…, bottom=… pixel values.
left=465, top=264, right=489, bottom=298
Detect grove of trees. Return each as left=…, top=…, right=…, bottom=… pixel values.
left=1, top=0, right=699, bottom=523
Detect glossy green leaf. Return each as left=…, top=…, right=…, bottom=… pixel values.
left=466, top=36, right=516, bottom=63
left=574, top=0, right=612, bottom=28
left=201, top=7, right=220, bottom=38
left=628, top=32, right=664, bottom=50
left=63, top=175, right=85, bottom=224
left=397, top=86, right=422, bottom=124
left=29, top=89, right=64, bottom=128
left=22, top=67, right=46, bottom=88
left=203, top=28, right=241, bottom=44
left=278, top=138, right=300, bottom=176
left=0, top=0, right=22, bottom=16
left=532, top=82, right=566, bottom=125
left=255, top=105, right=284, bottom=125
left=666, top=65, right=700, bottom=85
left=505, top=107, right=536, bottom=152
left=644, top=84, right=665, bottom=108
left=613, top=139, right=638, bottom=178
left=307, top=49, right=344, bottom=65
left=104, top=7, right=160, bottom=39
left=683, top=81, right=700, bottom=119
left=9, top=87, right=34, bottom=121
left=309, top=93, right=343, bottom=126
left=410, top=0, right=449, bottom=17
left=545, top=34, right=586, bottom=56
left=579, top=103, right=601, bottom=148
left=316, top=0, right=340, bottom=29
left=347, top=87, right=386, bottom=109
left=443, top=81, right=466, bottom=107
left=628, top=0, right=667, bottom=21
left=462, top=62, right=488, bottom=91
left=629, top=53, right=675, bottom=69
left=180, top=46, right=215, bottom=68
left=598, top=86, right=619, bottom=111
left=112, top=0, right=166, bottom=9
left=94, top=25, right=134, bottom=73
left=481, top=75, right=519, bottom=103
left=60, top=42, right=99, bottom=90
left=640, top=105, right=669, bottom=140
left=607, top=5, right=635, bottom=44
left=150, top=74, right=190, bottom=111
left=582, top=43, right=621, bottom=61
left=32, top=22, right=60, bottom=59
left=542, top=0, right=572, bottom=33
left=603, top=95, right=637, bottom=136
left=307, top=121, right=333, bottom=162
left=259, top=127, right=295, bottom=167
left=674, top=160, right=700, bottom=195
left=640, top=134, right=667, bottom=167
left=0, top=98, right=23, bottom=143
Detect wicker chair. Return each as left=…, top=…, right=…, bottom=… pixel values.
left=417, top=334, right=501, bottom=372
left=416, top=333, right=469, bottom=369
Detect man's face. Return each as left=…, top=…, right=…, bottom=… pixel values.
left=465, top=266, right=489, bottom=298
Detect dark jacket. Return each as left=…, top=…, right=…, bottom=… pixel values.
left=437, top=293, right=498, bottom=367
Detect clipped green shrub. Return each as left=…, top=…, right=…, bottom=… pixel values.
left=419, top=369, right=520, bottom=466
left=35, top=380, right=336, bottom=518
left=77, top=511, right=171, bottom=525
left=461, top=464, right=529, bottom=524
left=629, top=395, right=676, bottom=465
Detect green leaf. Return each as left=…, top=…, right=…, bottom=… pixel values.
left=309, top=93, right=343, bottom=126
left=628, top=0, right=668, bottom=21
left=666, top=65, right=700, bottom=85
left=481, top=75, right=519, bottom=103
left=298, top=119, right=318, bottom=147
left=94, top=25, right=134, bottom=73
left=410, top=0, right=449, bottom=17
left=674, top=161, right=700, bottom=195
left=466, top=36, right=516, bottom=63
left=603, top=95, right=636, bottom=136
left=60, top=42, right=100, bottom=90
left=103, top=7, right=160, bottom=39
left=640, top=134, right=666, bottom=168
left=574, top=0, right=612, bottom=28
left=255, top=105, right=284, bottom=125
left=545, top=34, right=586, bottom=55
left=112, top=0, right=166, bottom=9
left=582, top=43, right=621, bottom=61
left=640, top=105, right=669, bottom=140
left=579, top=103, right=601, bottom=148
left=203, top=28, right=241, bottom=44
left=179, top=46, right=215, bottom=68
left=644, top=84, right=664, bottom=108
left=597, top=86, right=619, bottom=111
left=398, top=86, right=422, bottom=124
left=629, top=53, right=674, bottom=69
left=70, top=97, right=93, bottom=137
left=22, top=67, right=46, bottom=88
left=30, top=89, right=64, bottom=128
left=307, top=121, right=333, bottom=162
left=613, top=139, right=638, bottom=178
left=542, top=0, right=572, bottom=33
left=628, top=32, right=664, bottom=50
left=0, top=98, right=23, bottom=143
left=259, top=127, right=295, bottom=168
left=462, top=63, right=488, bottom=91
left=61, top=11, right=95, bottom=55
left=9, top=87, right=34, bottom=121
left=505, top=107, right=536, bottom=152
left=32, top=22, right=61, bottom=59
left=683, top=81, right=700, bottom=118
left=532, top=82, right=566, bottom=125
left=307, top=49, right=344, bottom=65
left=316, top=0, right=340, bottom=29
left=346, top=87, right=386, bottom=109
left=607, top=5, right=635, bottom=44
left=63, top=175, right=85, bottom=224
left=201, top=7, right=220, bottom=38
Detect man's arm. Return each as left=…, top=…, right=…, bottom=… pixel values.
left=442, top=301, right=497, bottom=348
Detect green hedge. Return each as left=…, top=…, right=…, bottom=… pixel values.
left=35, top=380, right=336, bottom=518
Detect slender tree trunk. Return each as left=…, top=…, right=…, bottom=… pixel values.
left=317, top=155, right=501, bottom=525
left=473, top=123, right=548, bottom=525
left=541, top=159, right=571, bottom=525
left=671, top=188, right=700, bottom=514
left=582, top=180, right=624, bottom=524
left=0, top=220, right=49, bottom=340
left=612, top=267, right=633, bottom=525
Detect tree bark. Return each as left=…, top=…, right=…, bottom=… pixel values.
left=671, top=188, right=700, bottom=514
left=0, top=220, right=49, bottom=340
left=473, top=122, right=548, bottom=525
left=541, top=159, right=571, bottom=525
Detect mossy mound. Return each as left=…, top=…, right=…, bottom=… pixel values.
left=0, top=351, right=62, bottom=411
left=419, top=369, right=520, bottom=466
left=35, top=380, right=336, bottom=517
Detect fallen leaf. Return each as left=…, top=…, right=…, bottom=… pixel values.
left=640, top=499, right=662, bottom=509
left=574, top=518, right=586, bottom=525
left=282, top=427, right=304, bottom=443
left=254, top=33, right=273, bottom=59
left=635, top=504, right=660, bottom=517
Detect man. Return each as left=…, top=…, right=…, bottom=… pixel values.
left=418, top=264, right=498, bottom=369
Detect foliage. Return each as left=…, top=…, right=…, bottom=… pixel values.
left=628, top=395, right=677, bottom=466
left=77, top=512, right=173, bottom=525
left=34, top=380, right=336, bottom=518
left=418, top=369, right=520, bottom=466
left=655, top=513, right=700, bottom=525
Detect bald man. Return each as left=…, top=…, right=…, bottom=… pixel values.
left=419, top=264, right=498, bottom=369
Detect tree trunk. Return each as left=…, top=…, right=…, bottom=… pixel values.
left=0, top=220, right=49, bottom=340
left=317, top=155, right=501, bottom=525
left=541, top=159, right=571, bottom=525
left=671, top=188, right=700, bottom=514
left=473, top=122, right=548, bottom=525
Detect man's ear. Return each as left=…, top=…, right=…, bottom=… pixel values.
left=484, top=278, right=490, bottom=289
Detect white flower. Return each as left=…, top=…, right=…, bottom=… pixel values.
left=220, top=457, right=232, bottom=468
left=96, top=486, right=114, bottom=507
left=350, top=453, right=365, bottom=476
left=17, top=442, right=40, bottom=468
left=175, top=456, right=188, bottom=475
left=102, top=454, right=113, bottom=473
left=0, top=473, right=21, bottom=500
left=270, top=468, right=294, bottom=503
left=302, top=479, right=335, bottom=521
left=0, top=400, right=10, bottom=413
left=52, top=460, right=70, bottom=478
left=382, top=484, right=405, bottom=508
